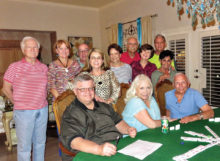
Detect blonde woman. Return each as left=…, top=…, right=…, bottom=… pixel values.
left=122, top=74, right=161, bottom=132
left=81, top=48, right=120, bottom=104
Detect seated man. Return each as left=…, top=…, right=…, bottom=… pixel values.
left=165, top=73, right=214, bottom=124
left=60, top=74, right=136, bottom=161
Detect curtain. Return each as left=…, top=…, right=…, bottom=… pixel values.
left=118, top=23, right=123, bottom=47
left=108, top=24, right=118, bottom=44
left=136, top=17, right=142, bottom=46
left=141, top=15, right=152, bottom=45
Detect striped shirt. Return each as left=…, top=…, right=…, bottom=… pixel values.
left=4, top=58, right=48, bottom=110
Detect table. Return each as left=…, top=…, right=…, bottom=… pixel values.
left=73, top=108, right=220, bottom=161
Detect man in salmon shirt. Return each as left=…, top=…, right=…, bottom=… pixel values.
left=2, top=36, right=48, bottom=161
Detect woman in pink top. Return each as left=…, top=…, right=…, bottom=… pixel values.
left=48, top=40, right=81, bottom=99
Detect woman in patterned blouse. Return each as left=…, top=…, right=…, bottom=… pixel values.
left=48, top=40, right=81, bottom=99
left=81, top=48, right=120, bottom=104
left=131, top=44, right=157, bottom=80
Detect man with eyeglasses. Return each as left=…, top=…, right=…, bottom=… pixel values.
left=60, top=74, right=137, bottom=161
left=77, top=43, right=90, bottom=68
left=120, top=37, right=140, bottom=64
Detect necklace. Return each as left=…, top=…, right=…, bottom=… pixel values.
left=57, top=57, right=69, bottom=73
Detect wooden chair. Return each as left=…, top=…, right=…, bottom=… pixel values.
left=154, top=79, right=174, bottom=116
left=53, top=89, right=76, bottom=157
left=113, top=83, right=130, bottom=116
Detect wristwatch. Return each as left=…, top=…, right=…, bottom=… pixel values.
left=199, top=113, right=204, bottom=120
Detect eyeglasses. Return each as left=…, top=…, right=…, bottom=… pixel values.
left=25, top=46, right=39, bottom=50
left=90, top=56, right=102, bottom=60
left=79, top=49, right=89, bottom=53
left=77, top=87, right=95, bottom=92
left=127, top=43, right=138, bottom=46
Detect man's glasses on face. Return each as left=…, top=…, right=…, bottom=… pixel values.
left=79, top=49, right=89, bottom=53
left=127, top=43, right=138, bottom=46
left=77, top=87, right=95, bottom=92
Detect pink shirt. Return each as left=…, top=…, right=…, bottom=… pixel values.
left=4, top=58, right=48, bottom=110
left=120, top=52, right=140, bottom=65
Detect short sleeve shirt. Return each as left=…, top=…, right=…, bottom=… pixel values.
left=165, top=88, right=208, bottom=119
left=60, top=98, right=122, bottom=153
left=122, top=97, right=161, bottom=132
left=120, top=52, right=140, bottom=65
left=149, top=53, right=175, bottom=69
left=4, top=58, right=48, bottom=110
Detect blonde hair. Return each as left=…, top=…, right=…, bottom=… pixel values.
left=81, top=48, right=110, bottom=72
left=125, top=74, right=153, bottom=103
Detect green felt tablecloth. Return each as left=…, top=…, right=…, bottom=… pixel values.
left=73, top=108, right=220, bottom=161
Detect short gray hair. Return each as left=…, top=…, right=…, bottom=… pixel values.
left=72, top=73, right=94, bottom=89
left=154, top=34, right=166, bottom=43
left=20, top=36, right=40, bottom=51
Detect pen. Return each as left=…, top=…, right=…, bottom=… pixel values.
left=115, top=136, right=120, bottom=147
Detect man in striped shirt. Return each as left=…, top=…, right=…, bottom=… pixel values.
left=2, top=36, right=48, bottom=161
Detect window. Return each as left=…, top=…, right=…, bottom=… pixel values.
left=169, top=38, right=186, bottom=73
left=201, top=35, right=220, bottom=108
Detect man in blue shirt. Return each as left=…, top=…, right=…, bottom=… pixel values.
left=165, top=73, right=214, bottom=124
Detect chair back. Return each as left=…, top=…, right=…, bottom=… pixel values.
left=155, top=79, right=174, bottom=116
left=113, top=83, right=130, bottom=116
left=53, top=90, right=75, bottom=134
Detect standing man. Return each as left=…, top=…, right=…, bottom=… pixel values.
left=77, top=43, right=90, bottom=68
left=120, top=37, right=140, bottom=64
left=60, top=74, right=136, bottom=161
left=2, top=36, right=48, bottom=161
left=149, top=34, right=176, bottom=69
left=165, top=73, right=214, bottom=124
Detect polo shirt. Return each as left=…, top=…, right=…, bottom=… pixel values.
left=120, top=52, right=140, bottom=64
left=4, top=58, right=48, bottom=110
left=149, top=53, right=175, bottom=69
left=165, top=88, right=208, bottom=119
left=60, top=98, right=122, bottom=153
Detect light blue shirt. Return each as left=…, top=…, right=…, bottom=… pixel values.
left=122, top=97, right=161, bottom=132
left=165, top=88, right=208, bottom=119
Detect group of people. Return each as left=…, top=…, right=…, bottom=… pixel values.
left=2, top=35, right=214, bottom=161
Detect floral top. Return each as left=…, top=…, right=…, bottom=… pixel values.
left=83, top=70, right=120, bottom=104
left=48, top=60, right=81, bottom=95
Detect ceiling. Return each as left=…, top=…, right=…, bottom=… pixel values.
left=38, top=0, right=118, bottom=8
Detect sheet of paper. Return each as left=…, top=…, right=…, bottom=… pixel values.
left=118, top=139, right=162, bottom=160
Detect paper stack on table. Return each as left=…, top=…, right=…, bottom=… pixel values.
left=118, top=139, right=162, bottom=160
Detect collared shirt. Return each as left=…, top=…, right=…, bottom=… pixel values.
left=60, top=98, right=122, bottom=154
left=120, top=52, right=140, bottom=65
left=76, top=57, right=85, bottom=68
left=165, top=88, right=208, bottom=119
left=131, top=61, right=157, bottom=80
left=149, top=53, right=175, bottom=69
left=4, top=58, right=48, bottom=110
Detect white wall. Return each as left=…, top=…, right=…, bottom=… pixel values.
left=100, top=0, right=191, bottom=51
left=100, top=0, right=219, bottom=90
left=0, top=0, right=102, bottom=48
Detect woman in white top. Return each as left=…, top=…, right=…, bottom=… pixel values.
left=108, top=43, right=132, bottom=84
